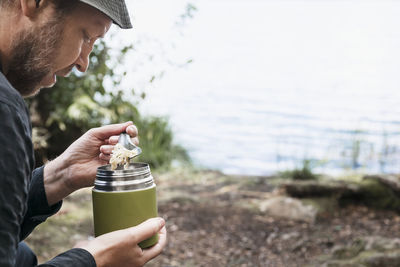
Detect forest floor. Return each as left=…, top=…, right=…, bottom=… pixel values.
left=26, top=168, right=400, bottom=266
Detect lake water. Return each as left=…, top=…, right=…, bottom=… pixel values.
left=120, top=0, right=400, bottom=176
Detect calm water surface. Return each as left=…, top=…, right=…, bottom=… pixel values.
left=123, top=0, right=400, bottom=175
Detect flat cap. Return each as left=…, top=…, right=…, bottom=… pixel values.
left=79, top=0, right=132, bottom=29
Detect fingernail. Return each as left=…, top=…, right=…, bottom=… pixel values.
left=158, top=218, right=165, bottom=228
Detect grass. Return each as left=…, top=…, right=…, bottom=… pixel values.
left=279, top=160, right=319, bottom=181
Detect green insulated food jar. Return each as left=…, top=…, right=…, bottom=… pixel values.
left=92, top=163, right=158, bottom=248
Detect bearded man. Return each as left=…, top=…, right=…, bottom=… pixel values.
left=0, top=0, right=167, bottom=266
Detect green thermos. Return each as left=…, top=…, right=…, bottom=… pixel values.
left=92, top=163, right=158, bottom=248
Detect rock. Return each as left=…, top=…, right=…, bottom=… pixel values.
left=314, top=236, right=400, bottom=267
left=301, top=197, right=339, bottom=215
left=280, top=180, right=361, bottom=198
left=354, top=179, right=400, bottom=212
left=259, top=196, right=317, bottom=223
left=359, top=250, right=400, bottom=267
left=363, top=174, right=400, bottom=196
left=331, top=239, right=366, bottom=260
left=279, top=179, right=400, bottom=212
left=363, top=236, right=400, bottom=251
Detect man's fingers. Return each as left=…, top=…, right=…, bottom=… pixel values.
left=106, top=128, right=138, bottom=146
left=126, top=125, right=138, bottom=137
left=109, top=136, right=138, bottom=146
left=131, top=137, right=139, bottom=146
left=99, top=153, right=111, bottom=162
left=100, top=145, right=114, bottom=155
left=127, top=218, right=165, bottom=245
left=142, top=225, right=167, bottom=262
left=100, top=138, right=138, bottom=155
left=108, top=136, right=119, bottom=145
left=91, top=121, right=133, bottom=140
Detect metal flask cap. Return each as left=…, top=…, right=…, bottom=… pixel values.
left=94, top=163, right=154, bottom=192
left=118, top=132, right=142, bottom=157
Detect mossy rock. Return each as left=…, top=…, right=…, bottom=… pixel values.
left=312, top=237, right=400, bottom=267
left=322, top=262, right=364, bottom=267
left=281, top=178, right=400, bottom=212
left=301, top=197, right=339, bottom=215
left=358, top=250, right=400, bottom=267
left=315, top=249, right=400, bottom=267
left=332, top=239, right=366, bottom=260
left=340, top=179, right=400, bottom=212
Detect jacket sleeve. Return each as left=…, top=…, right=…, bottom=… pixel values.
left=19, top=166, right=63, bottom=241
left=39, top=248, right=97, bottom=267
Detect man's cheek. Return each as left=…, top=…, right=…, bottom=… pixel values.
left=55, top=49, right=79, bottom=73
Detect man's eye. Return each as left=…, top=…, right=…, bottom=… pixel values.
left=83, top=32, right=92, bottom=44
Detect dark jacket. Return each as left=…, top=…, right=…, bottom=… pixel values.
left=0, top=69, right=96, bottom=266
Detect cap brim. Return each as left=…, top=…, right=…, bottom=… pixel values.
left=79, top=0, right=132, bottom=29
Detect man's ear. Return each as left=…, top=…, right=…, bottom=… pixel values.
left=20, top=0, right=40, bottom=18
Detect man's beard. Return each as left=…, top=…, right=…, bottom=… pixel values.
left=6, top=17, right=64, bottom=97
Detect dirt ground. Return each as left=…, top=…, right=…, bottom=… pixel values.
left=26, top=168, right=400, bottom=266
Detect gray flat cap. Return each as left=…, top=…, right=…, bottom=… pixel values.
left=79, top=0, right=132, bottom=29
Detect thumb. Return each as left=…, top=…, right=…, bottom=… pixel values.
left=91, top=121, right=133, bottom=140
left=128, top=218, right=165, bottom=245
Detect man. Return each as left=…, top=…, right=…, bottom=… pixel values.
left=0, top=0, right=167, bottom=266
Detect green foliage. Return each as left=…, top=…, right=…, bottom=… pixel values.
left=133, top=116, right=190, bottom=169
left=356, top=179, right=400, bottom=211
left=27, top=39, right=189, bottom=169
left=280, top=159, right=318, bottom=180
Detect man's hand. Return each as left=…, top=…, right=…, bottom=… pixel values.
left=78, top=218, right=167, bottom=267
left=44, top=121, right=138, bottom=205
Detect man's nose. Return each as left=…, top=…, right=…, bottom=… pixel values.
left=75, top=49, right=91, bottom=73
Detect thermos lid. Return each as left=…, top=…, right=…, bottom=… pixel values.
left=94, top=162, right=154, bottom=192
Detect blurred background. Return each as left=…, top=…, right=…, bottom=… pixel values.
left=29, top=0, right=400, bottom=176
left=120, top=0, right=400, bottom=176
left=26, top=0, right=400, bottom=266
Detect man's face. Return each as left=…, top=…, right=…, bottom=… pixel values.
left=6, top=3, right=112, bottom=97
